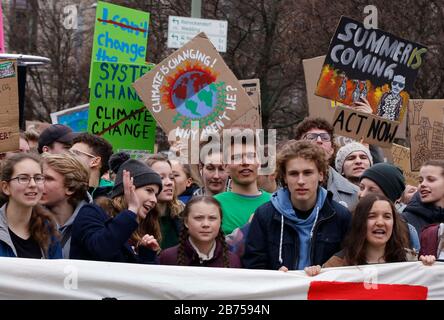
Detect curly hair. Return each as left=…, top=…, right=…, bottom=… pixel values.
left=1, top=153, right=58, bottom=255
left=276, top=140, right=329, bottom=187
left=72, top=133, right=113, bottom=176
left=176, top=196, right=230, bottom=267
left=343, top=194, right=409, bottom=265
left=42, top=153, right=90, bottom=208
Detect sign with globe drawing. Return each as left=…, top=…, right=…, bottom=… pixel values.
left=133, top=32, right=253, bottom=138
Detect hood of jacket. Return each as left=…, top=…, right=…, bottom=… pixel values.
left=405, top=192, right=444, bottom=223
left=270, top=187, right=328, bottom=266
left=0, top=203, right=17, bottom=256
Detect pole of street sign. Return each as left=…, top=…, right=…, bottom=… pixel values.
left=191, top=0, right=201, bottom=18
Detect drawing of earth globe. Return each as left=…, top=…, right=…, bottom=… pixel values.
left=171, top=71, right=218, bottom=119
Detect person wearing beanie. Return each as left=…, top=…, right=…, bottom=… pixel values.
left=108, top=152, right=131, bottom=182
left=358, top=163, right=420, bottom=252
left=335, top=142, right=373, bottom=186
left=70, top=157, right=163, bottom=264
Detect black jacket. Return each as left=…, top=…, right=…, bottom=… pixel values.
left=242, top=193, right=351, bottom=270
left=402, top=192, right=444, bottom=235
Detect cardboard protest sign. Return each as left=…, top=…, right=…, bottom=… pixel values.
left=0, top=60, right=19, bottom=153
left=90, top=2, right=150, bottom=86
left=50, top=104, right=89, bottom=132
left=316, top=16, right=427, bottom=123
left=133, top=32, right=253, bottom=139
left=88, top=61, right=156, bottom=154
left=303, top=55, right=337, bottom=122
left=409, top=99, right=444, bottom=171
left=231, top=79, right=262, bottom=129
left=332, top=105, right=399, bottom=148
left=391, top=143, right=418, bottom=186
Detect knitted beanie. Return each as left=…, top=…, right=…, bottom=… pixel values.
left=109, top=152, right=131, bottom=174
left=360, top=163, right=405, bottom=202
left=335, top=142, right=373, bottom=175
left=110, top=159, right=163, bottom=198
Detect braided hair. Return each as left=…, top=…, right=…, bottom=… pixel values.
left=177, top=196, right=230, bottom=267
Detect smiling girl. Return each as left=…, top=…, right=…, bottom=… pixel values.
left=403, top=160, right=444, bottom=235
left=70, top=158, right=163, bottom=263
left=160, top=196, right=241, bottom=268
left=0, top=154, right=61, bottom=258
left=304, top=194, right=435, bottom=276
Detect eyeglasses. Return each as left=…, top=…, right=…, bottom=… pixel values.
left=302, top=133, right=331, bottom=142
left=9, top=174, right=45, bottom=184
left=69, top=148, right=96, bottom=158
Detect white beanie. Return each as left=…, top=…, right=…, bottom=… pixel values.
left=335, top=142, right=373, bottom=175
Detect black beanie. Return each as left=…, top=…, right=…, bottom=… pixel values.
left=110, top=159, right=163, bottom=198
left=360, top=163, right=406, bottom=202
left=108, top=152, right=131, bottom=174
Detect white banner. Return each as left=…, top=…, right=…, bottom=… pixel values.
left=0, top=257, right=443, bottom=299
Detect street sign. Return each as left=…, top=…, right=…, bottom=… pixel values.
left=167, top=16, right=227, bottom=52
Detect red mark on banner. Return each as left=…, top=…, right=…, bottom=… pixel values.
left=307, top=281, right=428, bottom=300
left=97, top=107, right=146, bottom=136
left=97, top=19, right=147, bottom=33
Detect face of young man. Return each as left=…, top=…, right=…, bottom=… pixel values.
left=70, top=142, right=98, bottom=170
left=43, top=141, right=71, bottom=154
left=301, top=128, right=334, bottom=160
left=226, top=143, right=259, bottom=187
left=284, top=157, right=323, bottom=211
left=40, top=163, right=72, bottom=207
left=342, top=151, right=371, bottom=181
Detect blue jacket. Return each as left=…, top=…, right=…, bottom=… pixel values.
left=70, top=203, right=157, bottom=264
left=0, top=204, right=62, bottom=259
left=242, top=188, right=351, bottom=270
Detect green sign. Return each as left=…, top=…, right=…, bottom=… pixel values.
left=88, top=61, right=156, bottom=154
left=90, top=1, right=150, bottom=86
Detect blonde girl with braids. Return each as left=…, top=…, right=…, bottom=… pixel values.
left=146, top=154, right=184, bottom=249
left=0, top=153, right=61, bottom=258
left=160, top=196, right=241, bottom=268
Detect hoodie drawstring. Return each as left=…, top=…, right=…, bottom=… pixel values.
left=279, top=215, right=284, bottom=264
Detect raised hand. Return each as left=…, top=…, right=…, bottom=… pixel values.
left=123, top=170, right=140, bottom=215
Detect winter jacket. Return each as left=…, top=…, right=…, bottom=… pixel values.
left=402, top=193, right=444, bottom=235
left=242, top=188, right=351, bottom=270
left=327, top=167, right=359, bottom=209
left=419, top=223, right=444, bottom=258
left=0, top=204, right=62, bottom=259
left=160, top=238, right=242, bottom=268
left=70, top=203, right=157, bottom=264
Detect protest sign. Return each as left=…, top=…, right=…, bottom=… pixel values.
left=303, top=55, right=337, bottom=121
left=133, top=32, right=253, bottom=140
left=333, top=105, right=399, bottom=148
left=50, top=103, right=89, bottom=132
left=0, top=60, right=19, bottom=152
left=90, top=2, right=150, bottom=86
left=231, top=79, right=262, bottom=129
left=391, top=143, right=419, bottom=186
left=316, top=16, right=427, bottom=123
left=88, top=61, right=156, bottom=154
left=409, top=99, right=444, bottom=171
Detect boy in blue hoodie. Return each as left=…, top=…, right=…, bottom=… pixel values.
left=242, top=140, right=351, bottom=271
